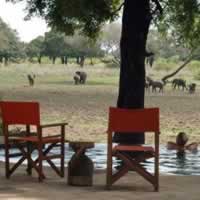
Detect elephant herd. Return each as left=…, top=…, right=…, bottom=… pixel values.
left=145, top=77, right=197, bottom=94
left=26, top=72, right=196, bottom=94
left=72, top=72, right=197, bottom=94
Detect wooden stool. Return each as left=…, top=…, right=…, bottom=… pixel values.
left=68, top=142, right=94, bottom=186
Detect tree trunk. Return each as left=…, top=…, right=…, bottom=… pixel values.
left=90, top=57, right=94, bottom=65
left=61, top=56, right=65, bottom=64
left=65, top=56, right=68, bottom=65
left=52, top=56, right=56, bottom=64
left=80, top=55, right=85, bottom=67
left=76, top=56, right=80, bottom=64
left=38, top=56, right=42, bottom=64
left=4, top=57, right=8, bottom=66
left=113, top=0, right=151, bottom=144
left=162, top=55, right=194, bottom=83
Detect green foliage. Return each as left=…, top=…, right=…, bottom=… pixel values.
left=158, top=0, right=200, bottom=50
left=100, top=22, right=121, bottom=53
left=43, top=30, right=67, bottom=58
left=168, top=55, right=180, bottom=63
left=33, top=30, right=105, bottom=63
left=147, top=29, right=190, bottom=60
left=188, top=60, right=200, bottom=80
left=67, top=33, right=104, bottom=58
left=194, top=71, right=200, bottom=80
left=26, top=36, right=44, bottom=61
left=106, top=62, right=119, bottom=68
left=10, top=0, right=199, bottom=51
left=10, top=0, right=121, bottom=39
left=0, top=17, right=25, bottom=63
left=188, top=60, right=200, bottom=71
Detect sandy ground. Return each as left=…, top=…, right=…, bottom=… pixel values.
left=0, top=162, right=200, bottom=200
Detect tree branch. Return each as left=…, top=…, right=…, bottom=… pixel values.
left=111, top=2, right=125, bottom=16
left=151, top=0, right=163, bottom=15
left=161, top=54, right=195, bottom=83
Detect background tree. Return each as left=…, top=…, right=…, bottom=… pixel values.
left=83, top=39, right=105, bottom=65
left=67, top=35, right=88, bottom=66
left=0, top=17, right=23, bottom=65
left=101, top=22, right=121, bottom=66
left=0, top=19, right=8, bottom=63
left=67, top=34, right=104, bottom=67
left=43, top=30, right=66, bottom=64
left=26, top=36, right=44, bottom=64
left=147, top=29, right=190, bottom=60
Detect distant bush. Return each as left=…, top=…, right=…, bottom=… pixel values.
left=188, top=60, right=200, bottom=72
left=154, top=58, right=177, bottom=71
left=106, top=62, right=119, bottom=68
left=187, top=60, right=200, bottom=80
left=84, top=58, right=103, bottom=65
left=168, top=55, right=180, bottom=63
left=102, top=56, right=120, bottom=68
left=194, top=70, right=200, bottom=80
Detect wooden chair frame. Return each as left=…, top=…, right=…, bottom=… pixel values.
left=106, top=107, right=160, bottom=191
left=0, top=101, right=68, bottom=182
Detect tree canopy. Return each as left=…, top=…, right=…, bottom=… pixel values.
left=9, top=0, right=121, bottom=38
left=26, top=36, right=44, bottom=62
left=7, top=0, right=200, bottom=52
left=0, top=17, right=24, bottom=64
left=158, top=0, right=200, bottom=49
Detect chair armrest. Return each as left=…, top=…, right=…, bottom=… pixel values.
left=40, top=122, right=68, bottom=129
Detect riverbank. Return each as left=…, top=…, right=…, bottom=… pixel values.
left=0, top=161, right=199, bottom=200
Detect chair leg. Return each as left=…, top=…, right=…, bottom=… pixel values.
left=61, top=142, right=65, bottom=177
left=5, top=144, right=10, bottom=179
left=154, top=133, right=159, bottom=192
left=106, top=173, right=111, bottom=190
left=154, top=155, right=159, bottom=192
left=38, top=143, right=44, bottom=182
left=106, top=154, right=112, bottom=190
left=60, top=125, right=65, bottom=177
left=26, top=142, right=32, bottom=176
left=154, top=184, right=159, bottom=192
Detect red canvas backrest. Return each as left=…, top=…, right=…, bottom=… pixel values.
left=0, top=101, right=40, bottom=126
left=108, top=107, right=159, bottom=133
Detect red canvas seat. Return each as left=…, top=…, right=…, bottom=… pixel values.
left=0, top=101, right=68, bottom=182
left=106, top=107, right=160, bottom=191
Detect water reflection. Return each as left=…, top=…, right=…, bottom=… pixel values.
left=0, top=144, right=199, bottom=175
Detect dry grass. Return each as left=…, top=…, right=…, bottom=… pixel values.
left=0, top=63, right=199, bottom=144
